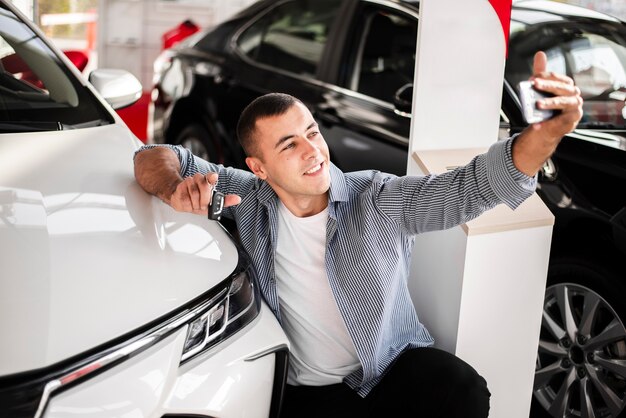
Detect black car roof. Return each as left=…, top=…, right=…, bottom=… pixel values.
left=397, top=0, right=623, bottom=23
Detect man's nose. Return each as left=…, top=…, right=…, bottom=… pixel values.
left=301, top=138, right=319, bottom=159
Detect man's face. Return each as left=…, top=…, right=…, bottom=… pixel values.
left=245, top=102, right=331, bottom=212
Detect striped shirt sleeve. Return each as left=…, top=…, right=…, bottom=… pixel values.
left=134, top=144, right=257, bottom=217
left=374, top=137, right=537, bottom=234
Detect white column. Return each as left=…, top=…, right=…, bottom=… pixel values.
left=408, top=150, right=553, bottom=418
left=407, top=1, right=554, bottom=417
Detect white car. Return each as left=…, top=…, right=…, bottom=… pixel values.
left=0, top=2, right=288, bottom=417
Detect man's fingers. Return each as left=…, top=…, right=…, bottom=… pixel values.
left=533, top=51, right=547, bottom=76
left=194, top=173, right=212, bottom=210
left=537, top=94, right=581, bottom=110
left=205, top=172, right=219, bottom=186
left=525, top=51, right=583, bottom=141
left=169, top=172, right=234, bottom=216
left=533, top=95, right=583, bottom=137
left=186, top=176, right=204, bottom=211
left=532, top=78, right=577, bottom=100
left=224, top=194, right=242, bottom=208
left=171, top=181, right=193, bottom=212
left=532, top=71, right=574, bottom=86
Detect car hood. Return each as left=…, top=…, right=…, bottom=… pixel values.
left=0, top=124, right=239, bottom=376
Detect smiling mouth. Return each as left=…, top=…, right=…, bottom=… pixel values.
left=304, top=162, right=324, bottom=175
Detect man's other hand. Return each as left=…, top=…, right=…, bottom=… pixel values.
left=170, top=172, right=241, bottom=216
left=529, top=51, right=583, bottom=141
left=511, top=51, right=584, bottom=176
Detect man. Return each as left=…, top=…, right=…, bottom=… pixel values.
left=134, top=52, right=582, bottom=417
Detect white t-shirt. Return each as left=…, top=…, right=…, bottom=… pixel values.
left=275, top=202, right=361, bottom=386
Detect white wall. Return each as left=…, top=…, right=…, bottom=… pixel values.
left=10, top=0, right=34, bottom=19
left=98, top=0, right=256, bottom=90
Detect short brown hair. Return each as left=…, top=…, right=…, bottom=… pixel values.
left=236, top=93, right=303, bottom=157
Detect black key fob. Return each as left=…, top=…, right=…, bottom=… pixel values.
left=209, top=188, right=224, bottom=221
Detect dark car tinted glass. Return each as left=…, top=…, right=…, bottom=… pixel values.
left=506, top=18, right=626, bottom=128
left=236, top=0, right=341, bottom=77
left=350, top=10, right=417, bottom=103
left=0, top=6, right=113, bottom=133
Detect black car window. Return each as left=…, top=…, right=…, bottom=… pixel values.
left=236, top=0, right=340, bottom=77
left=0, top=5, right=112, bottom=132
left=507, top=19, right=626, bottom=128
left=349, top=10, right=417, bottom=103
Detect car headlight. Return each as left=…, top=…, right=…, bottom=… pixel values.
left=0, top=263, right=260, bottom=418
left=181, top=270, right=258, bottom=363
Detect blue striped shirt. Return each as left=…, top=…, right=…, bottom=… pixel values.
left=138, top=137, right=536, bottom=396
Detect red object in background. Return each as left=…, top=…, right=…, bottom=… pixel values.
left=118, top=20, right=201, bottom=143
left=117, top=92, right=151, bottom=142
left=162, top=19, right=200, bottom=50
left=63, top=50, right=89, bottom=72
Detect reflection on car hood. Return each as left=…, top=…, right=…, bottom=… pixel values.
left=0, top=124, right=238, bottom=376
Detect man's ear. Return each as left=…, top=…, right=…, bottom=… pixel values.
left=246, top=156, right=267, bottom=180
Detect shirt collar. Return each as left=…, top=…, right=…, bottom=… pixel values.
left=328, top=162, right=349, bottom=203
left=256, top=162, right=349, bottom=206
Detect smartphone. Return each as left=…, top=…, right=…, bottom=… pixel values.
left=518, top=80, right=555, bottom=124
left=209, top=188, right=225, bottom=221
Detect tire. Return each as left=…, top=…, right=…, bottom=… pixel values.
left=531, top=258, right=626, bottom=418
left=175, top=123, right=222, bottom=164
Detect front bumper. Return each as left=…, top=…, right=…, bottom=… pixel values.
left=43, top=303, right=288, bottom=418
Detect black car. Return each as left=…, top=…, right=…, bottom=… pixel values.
left=149, top=0, right=626, bottom=416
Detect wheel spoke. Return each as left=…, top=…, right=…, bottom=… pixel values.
left=595, top=355, right=626, bottom=379
left=543, top=305, right=567, bottom=341
left=548, top=368, right=577, bottom=417
left=555, top=285, right=578, bottom=342
left=587, top=365, right=625, bottom=416
left=579, top=376, right=597, bottom=418
left=535, top=360, right=566, bottom=390
left=578, top=291, right=601, bottom=337
left=586, top=319, right=626, bottom=351
left=538, top=338, right=568, bottom=357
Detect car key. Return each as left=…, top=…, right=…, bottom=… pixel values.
left=209, top=188, right=225, bottom=221
left=518, top=80, right=556, bottom=124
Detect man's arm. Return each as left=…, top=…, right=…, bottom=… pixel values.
left=134, top=146, right=241, bottom=216
left=375, top=51, right=581, bottom=234
left=134, top=146, right=183, bottom=205
left=511, top=51, right=583, bottom=176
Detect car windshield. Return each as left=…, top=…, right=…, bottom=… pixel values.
left=0, top=5, right=113, bottom=133
left=506, top=17, right=626, bottom=129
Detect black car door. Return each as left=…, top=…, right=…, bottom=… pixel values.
left=315, top=2, right=419, bottom=176
left=223, top=0, right=349, bottom=134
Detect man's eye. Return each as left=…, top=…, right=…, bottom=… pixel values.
left=282, top=143, right=295, bottom=151
left=308, top=132, right=319, bottom=138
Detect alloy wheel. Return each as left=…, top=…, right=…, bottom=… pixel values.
left=534, top=283, right=626, bottom=417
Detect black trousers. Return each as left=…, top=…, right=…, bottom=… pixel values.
left=280, top=347, right=490, bottom=418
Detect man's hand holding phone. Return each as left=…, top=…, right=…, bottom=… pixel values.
left=510, top=51, right=583, bottom=177
left=518, top=80, right=556, bottom=124
left=524, top=51, right=583, bottom=134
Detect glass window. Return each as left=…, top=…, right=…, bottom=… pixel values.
left=0, top=5, right=112, bottom=133
left=236, top=0, right=340, bottom=77
left=506, top=20, right=626, bottom=128
left=349, top=10, right=417, bottom=103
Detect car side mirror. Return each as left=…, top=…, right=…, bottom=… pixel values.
left=89, top=69, right=142, bottom=110
left=393, top=83, right=413, bottom=115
